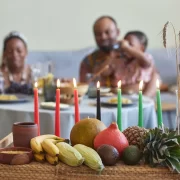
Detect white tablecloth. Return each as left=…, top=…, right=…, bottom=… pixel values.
left=0, top=95, right=157, bottom=139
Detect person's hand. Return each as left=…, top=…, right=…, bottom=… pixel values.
left=120, top=40, right=130, bottom=51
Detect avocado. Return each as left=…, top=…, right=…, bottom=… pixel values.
left=122, top=145, right=142, bottom=165
left=97, top=144, right=119, bottom=166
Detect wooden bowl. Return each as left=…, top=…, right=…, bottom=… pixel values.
left=60, top=82, right=88, bottom=96
left=77, top=83, right=89, bottom=96
left=60, top=82, right=88, bottom=104
left=44, top=82, right=88, bottom=104
left=0, top=147, right=33, bottom=165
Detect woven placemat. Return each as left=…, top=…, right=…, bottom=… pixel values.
left=0, top=161, right=179, bottom=180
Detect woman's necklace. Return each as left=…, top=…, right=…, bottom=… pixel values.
left=9, top=70, right=26, bottom=85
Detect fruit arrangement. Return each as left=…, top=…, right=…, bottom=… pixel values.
left=29, top=117, right=180, bottom=174
left=30, top=133, right=104, bottom=172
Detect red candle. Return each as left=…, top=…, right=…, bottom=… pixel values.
left=55, top=79, right=61, bottom=136
left=34, top=82, right=40, bottom=135
left=73, top=78, right=80, bottom=123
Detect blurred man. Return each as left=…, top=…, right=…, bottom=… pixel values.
left=79, top=16, right=160, bottom=97
left=80, top=16, right=120, bottom=87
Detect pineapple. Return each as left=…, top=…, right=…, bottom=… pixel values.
left=142, top=127, right=180, bottom=173
left=123, top=126, right=147, bottom=149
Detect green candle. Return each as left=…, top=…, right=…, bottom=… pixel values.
left=138, top=80, right=143, bottom=127
left=156, top=79, right=163, bottom=128
left=117, top=80, right=122, bottom=131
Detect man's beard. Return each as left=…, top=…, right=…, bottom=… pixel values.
left=99, top=45, right=114, bottom=53
left=99, top=43, right=120, bottom=53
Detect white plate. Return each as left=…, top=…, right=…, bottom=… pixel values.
left=40, top=102, right=70, bottom=110
left=100, top=87, right=111, bottom=93
left=0, top=94, right=29, bottom=104
left=100, top=96, right=136, bottom=107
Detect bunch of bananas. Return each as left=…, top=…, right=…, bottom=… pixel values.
left=30, top=135, right=104, bottom=172
left=31, top=134, right=69, bottom=165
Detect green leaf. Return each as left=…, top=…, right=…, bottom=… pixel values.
left=149, top=130, right=153, bottom=141
left=169, top=146, right=180, bottom=159
left=164, top=161, right=174, bottom=172
left=157, top=135, right=167, bottom=149
left=155, top=151, right=165, bottom=163
left=166, top=157, right=180, bottom=173
left=159, top=145, right=168, bottom=156
left=171, top=136, right=180, bottom=144
left=152, top=141, right=157, bottom=148
left=164, top=149, right=170, bottom=157
left=146, top=143, right=152, bottom=150
left=168, top=131, right=177, bottom=139
left=163, top=138, right=179, bottom=146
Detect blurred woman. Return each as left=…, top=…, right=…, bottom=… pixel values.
left=1, top=31, right=33, bottom=94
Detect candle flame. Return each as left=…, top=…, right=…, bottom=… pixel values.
left=156, top=79, right=160, bottom=89
left=139, top=80, right=143, bottom=91
left=73, top=78, right=77, bottom=88
left=117, top=80, right=121, bottom=88
left=57, top=79, right=60, bottom=88
left=97, top=81, right=100, bottom=89
left=34, top=82, right=38, bottom=88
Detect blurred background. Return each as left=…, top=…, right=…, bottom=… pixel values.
left=0, top=0, right=179, bottom=51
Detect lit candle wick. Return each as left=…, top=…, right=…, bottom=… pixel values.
left=118, top=80, right=121, bottom=89
left=57, top=79, right=60, bottom=88
left=139, top=80, right=143, bottom=91
left=156, top=79, right=160, bottom=89
left=34, top=82, right=38, bottom=88
left=73, top=78, right=77, bottom=88
left=97, top=81, right=100, bottom=89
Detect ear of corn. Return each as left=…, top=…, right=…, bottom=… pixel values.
left=56, top=142, right=84, bottom=167
left=74, top=144, right=104, bottom=172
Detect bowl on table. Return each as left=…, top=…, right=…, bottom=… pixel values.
left=88, top=86, right=111, bottom=98
left=44, top=82, right=89, bottom=104
left=0, top=147, right=33, bottom=165
left=60, top=82, right=88, bottom=104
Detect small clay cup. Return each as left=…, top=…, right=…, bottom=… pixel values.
left=13, top=122, right=38, bottom=148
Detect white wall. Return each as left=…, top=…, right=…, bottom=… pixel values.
left=0, top=0, right=179, bottom=51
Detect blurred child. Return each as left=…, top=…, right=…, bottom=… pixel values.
left=113, top=31, right=160, bottom=97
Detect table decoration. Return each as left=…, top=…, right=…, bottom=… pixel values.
left=34, top=82, right=40, bottom=135
left=117, top=80, right=122, bottom=131
left=138, top=80, right=143, bottom=127
left=73, top=78, right=80, bottom=123
left=96, top=81, right=101, bottom=120
left=55, top=79, right=60, bottom=136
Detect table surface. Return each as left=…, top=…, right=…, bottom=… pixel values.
left=0, top=161, right=179, bottom=180
left=0, top=94, right=157, bottom=139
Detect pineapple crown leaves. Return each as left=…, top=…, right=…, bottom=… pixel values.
left=143, top=127, right=180, bottom=173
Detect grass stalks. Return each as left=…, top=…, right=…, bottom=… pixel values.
left=162, top=21, right=180, bottom=134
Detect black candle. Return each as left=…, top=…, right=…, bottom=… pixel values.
left=96, top=81, right=101, bottom=121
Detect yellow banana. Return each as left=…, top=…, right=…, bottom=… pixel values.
left=46, top=154, right=59, bottom=165
left=34, top=153, right=45, bottom=162
left=30, top=134, right=68, bottom=154
left=42, top=139, right=63, bottom=156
